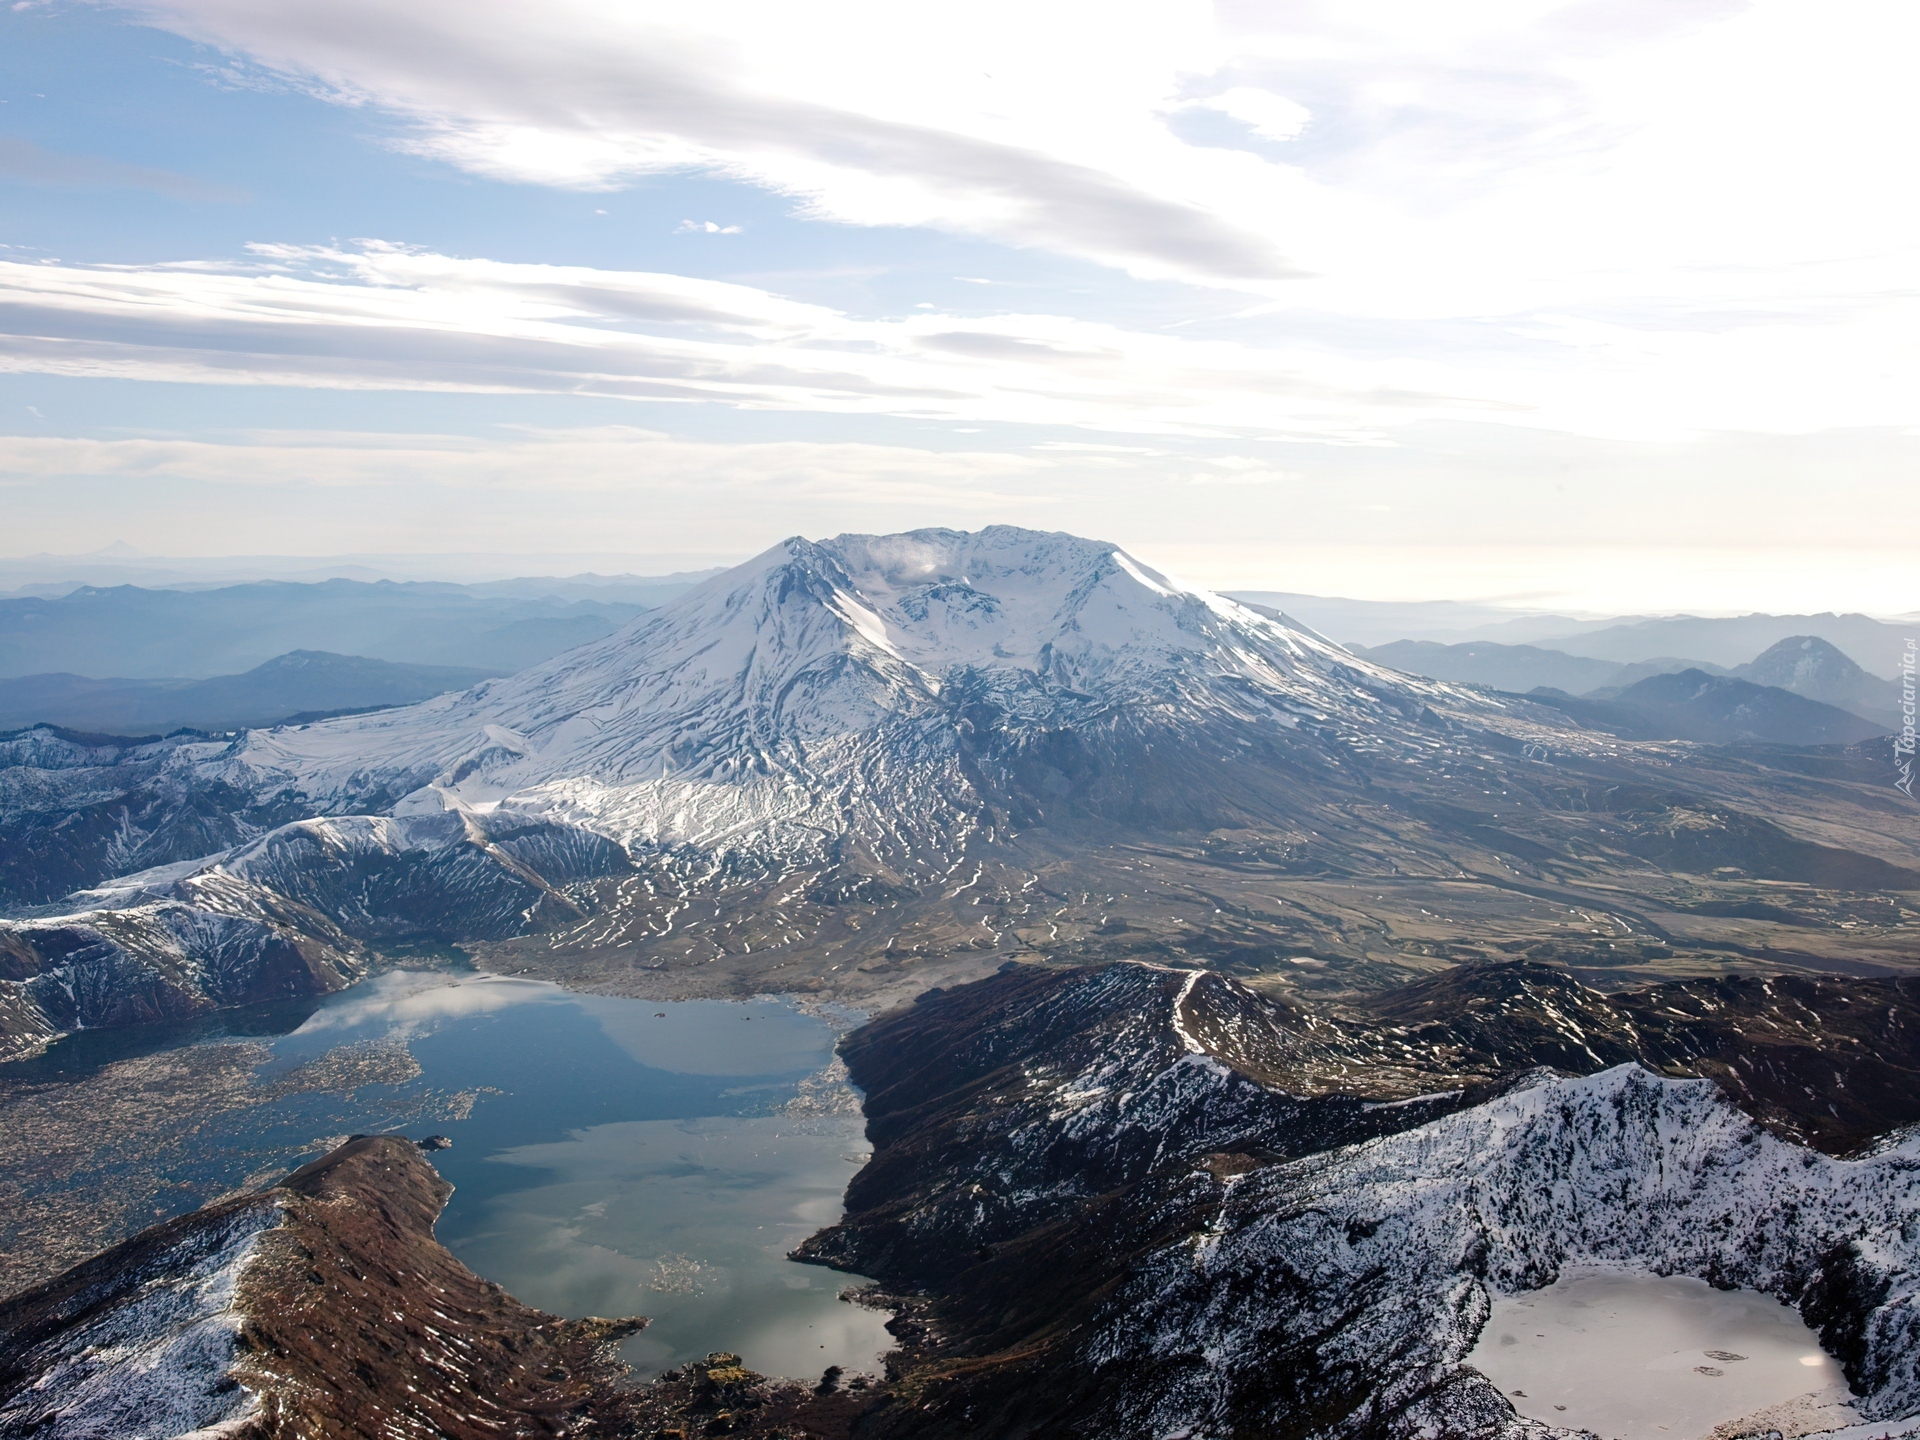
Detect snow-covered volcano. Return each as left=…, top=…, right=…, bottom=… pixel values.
left=0, top=526, right=1535, bottom=1054
left=209, top=526, right=1470, bottom=864
left=6, top=525, right=1915, bottom=1060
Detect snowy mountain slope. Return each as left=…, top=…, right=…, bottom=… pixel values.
left=0, top=728, right=315, bottom=906
left=0, top=799, right=650, bottom=1056
left=1095, top=1064, right=1920, bottom=1438
left=0, top=529, right=1521, bottom=1028
left=137, top=808, right=625, bottom=939
left=805, top=961, right=1920, bottom=1440
left=0, top=884, right=364, bottom=1061
left=0, top=1191, right=279, bottom=1439
left=4, top=527, right=1886, bottom=902
left=195, top=527, right=1498, bottom=858
left=1356, top=962, right=1920, bottom=1154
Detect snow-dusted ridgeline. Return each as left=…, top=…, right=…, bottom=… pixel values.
left=1103, top=1065, right=1920, bottom=1438
left=0, top=888, right=363, bottom=1061
left=812, top=963, right=1920, bottom=1440
left=0, top=1137, right=651, bottom=1440
left=0, top=1197, right=279, bottom=1439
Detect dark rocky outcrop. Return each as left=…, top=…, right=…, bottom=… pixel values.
left=798, top=961, right=1920, bottom=1438
left=1354, top=961, right=1920, bottom=1153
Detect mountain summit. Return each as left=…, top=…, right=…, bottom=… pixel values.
left=1734, top=634, right=1903, bottom=726
left=220, top=526, right=1472, bottom=864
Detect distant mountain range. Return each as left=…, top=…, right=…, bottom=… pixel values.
left=0, top=543, right=728, bottom=597
left=1551, top=611, right=1912, bottom=676
left=1228, top=594, right=1914, bottom=677
left=1356, top=640, right=1626, bottom=696
left=0, top=578, right=702, bottom=678
left=0, top=651, right=497, bottom=736
left=1527, top=669, right=1888, bottom=747
left=1360, top=634, right=1901, bottom=738
left=1223, top=592, right=1615, bottom=648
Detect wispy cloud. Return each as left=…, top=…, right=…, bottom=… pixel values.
left=37, top=0, right=1906, bottom=452
left=0, top=241, right=1471, bottom=440
left=100, top=0, right=1920, bottom=310
left=0, top=236, right=1913, bottom=442
left=105, top=0, right=1303, bottom=286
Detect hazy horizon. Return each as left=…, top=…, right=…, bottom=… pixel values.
left=0, top=533, right=1912, bottom=620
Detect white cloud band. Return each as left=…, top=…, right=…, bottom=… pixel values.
left=2, top=237, right=1915, bottom=443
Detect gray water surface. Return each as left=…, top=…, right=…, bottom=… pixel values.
left=3, top=966, right=893, bottom=1382
left=1468, top=1268, right=1851, bottom=1439
left=276, top=970, right=895, bottom=1380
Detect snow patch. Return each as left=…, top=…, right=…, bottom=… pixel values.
left=1170, top=970, right=1204, bottom=1055
left=0, top=1199, right=282, bottom=1440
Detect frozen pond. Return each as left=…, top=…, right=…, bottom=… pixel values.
left=1468, top=1268, right=1853, bottom=1439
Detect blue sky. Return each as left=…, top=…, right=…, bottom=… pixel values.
left=1, top=0, right=1915, bottom=612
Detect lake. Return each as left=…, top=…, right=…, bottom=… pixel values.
left=1, top=967, right=894, bottom=1382
left=1468, top=1267, right=1856, bottom=1439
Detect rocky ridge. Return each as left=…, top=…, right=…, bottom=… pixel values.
left=799, top=961, right=1920, bottom=1439
left=0, top=1136, right=647, bottom=1439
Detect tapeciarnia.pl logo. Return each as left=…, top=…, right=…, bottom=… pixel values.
left=1897, top=637, right=1916, bottom=797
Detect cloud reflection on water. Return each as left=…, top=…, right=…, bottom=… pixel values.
left=450, top=1114, right=891, bottom=1379
left=291, top=972, right=837, bottom=1079
left=292, top=971, right=565, bottom=1038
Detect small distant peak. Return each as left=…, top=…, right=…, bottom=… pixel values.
left=1764, top=633, right=1843, bottom=658
left=1744, top=633, right=1866, bottom=679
